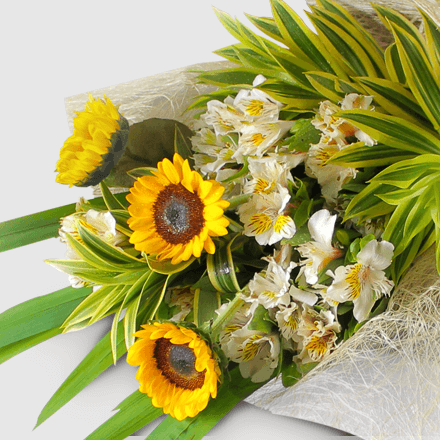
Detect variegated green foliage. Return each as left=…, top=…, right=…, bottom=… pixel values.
left=44, top=182, right=170, bottom=362
left=196, top=0, right=440, bottom=277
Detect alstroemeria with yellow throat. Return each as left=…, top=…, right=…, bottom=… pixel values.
left=127, top=153, right=230, bottom=264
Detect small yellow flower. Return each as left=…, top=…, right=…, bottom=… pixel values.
left=126, top=153, right=230, bottom=264
left=56, top=95, right=129, bottom=187
left=127, top=322, right=221, bottom=420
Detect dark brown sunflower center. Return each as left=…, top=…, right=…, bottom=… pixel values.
left=154, top=337, right=206, bottom=390
left=153, top=184, right=205, bottom=245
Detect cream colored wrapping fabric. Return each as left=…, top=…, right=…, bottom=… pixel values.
left=64, top=1, right=440, bottom=438
left=65, top=60, right=235, bottom=133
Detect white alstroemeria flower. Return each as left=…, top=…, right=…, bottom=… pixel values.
left=295, top=307, right=341, bottom=364
left=297, top=209, right=344, bottom=285
left=357, top=217, right=385, bottom=239
left=59, top=209, right=125, bottom=288
left=167, top=286, right=195, bottom=322
left=238, top=187, right=296, bottom=246
left=326, top=239, right=394, bottom=322
left=305, top=136, right=357, bottom=204
left=192, top=128, right=238, bottom=175
left=243, top=156, right=292, bottom=195
left=233, top=75, right=283, bottom=123
left=275, top=302, right=302, bottom=341
left=295, top=304, right=341, bottom=364
left=246, top=256, right=296, bottom=313
left=289, top=284, right=319, bottom=306
left=215, top=168, right=244, bottom=200
left=221, top=327, right=281, bottom=383
left=312, top=94, right=376, bottom=146
left=233, top=121, right=293, bottom=163
left=267, top=146, right=307, bottom=171
left=60, top=209, right=125, bottom=259
left=201, top=98, right=244, bottom=136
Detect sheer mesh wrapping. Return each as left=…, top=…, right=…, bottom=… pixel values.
left=64, top=1, right=440, bottom=437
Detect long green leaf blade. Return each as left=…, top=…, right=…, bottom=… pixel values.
left=0, top=327, right=61, bottom=365
left=0, top=286, right=91, bottom=348
left=0, top=193, right=128, bottom=252
left=85, top=390, right=162, bottom=440
left=35, top=320, right=127, bottom=429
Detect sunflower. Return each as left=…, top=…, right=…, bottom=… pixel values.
left=127, top=322, right=221, bottom=420
left=56, top=94, right=129, bottom=187
left=126, top=153, right=230, bottom=264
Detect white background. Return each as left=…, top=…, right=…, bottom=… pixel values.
left=0, top=1, right=358, bottom=438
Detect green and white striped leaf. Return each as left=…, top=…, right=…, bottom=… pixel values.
left=356, top=77, right=429, bottom=126
left=392, top=24, right=440, bottom=132
left=316, top=0, right=384, bottom=61
left=344, top=182, right=396, bottom=222
left=270, top=0, right=339, bottom=76
left=308, top=12, right=378, bottom=78
left=335, top=109, right=440, bottom=155
left=374, top=4, right=428, bottom=52
left=384, top=43, right=406, bottom=85
left=207, top=235, right=242, bottom=294
left=421, top=9, right=440, bottom=77
left=327, top=142, right=414, bottom=168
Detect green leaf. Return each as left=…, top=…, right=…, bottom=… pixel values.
left=85, top=390, right=162, bottom=440
left=0, top=327, right=61, bottom=365
left=174, top=125, right=194, bottom=166
left=288, top=118, right=321, bottom=151
left=195, top=68, right=257, bottom=88
left=371, top=154, right=440, bottom=189
left=281, top=222, right=311, bottom=246
left=77, top=222, right=145, bottom=267
left=356, top=77, right=430, bottom=126
left=392, top=24, right=440, bottom=132
left=107, top=119, right=193, bottom=187
left=308, top=12, right=377, bottom=77
left=384, top=43, right=406, bottom=84
left=245, top=14, right=284, bottom=44
left=335, top=109, right=440, bottom=155
left=327, top=142, right=414, bottom=168
left=315, top=0, right=385, bottom=68
left=61, top=285, right=118, bottom=330
left=35, top=320, right=128, bottom=429
left=193, top=288, right=220, bottom=328
left=207, top=234, right=243, bottom=294
left=374, top=4, right=427, bottom=51
left=270, top=0, right=337, bottom=75
left=99, top=181, right=127, bottom=210
left=421, top=9, right=440, bottom=77
left=257, top=78, right=322, bottom=109
left=0, top=203, right=75, bottom=252
left=0, top=286, right=91, bottom=348
left=344, top=182, right=395, bottom=222
left=247, top=305, right=274, bottom=334
left=305, top=71, right=346, bottom=102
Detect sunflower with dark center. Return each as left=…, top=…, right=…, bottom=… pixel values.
left=127, top=322, right=221, bottom=420
left=126, top=153, right=230, bottom=264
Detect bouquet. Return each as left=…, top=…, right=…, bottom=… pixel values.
left=2, top=0, right=440, bottom=438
